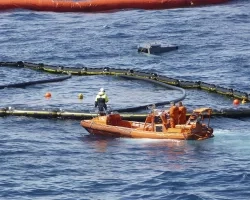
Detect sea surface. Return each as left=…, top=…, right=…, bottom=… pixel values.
left=1, top=1, right=250, bottom=199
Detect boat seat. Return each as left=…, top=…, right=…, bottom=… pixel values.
left=107, top=114, right=122, bottom=125
left=119, top=120, right=132, bottom=128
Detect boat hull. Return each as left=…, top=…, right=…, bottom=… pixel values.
left=81, top=120, right=213, bottom=140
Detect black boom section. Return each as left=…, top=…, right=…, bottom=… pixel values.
left=1, top=60, right=250, bottom=104
left=115, top=75, right=186, bottom=112
left=0, top=75, right=71, bottom=89
left=2, top=107, right=250, bottom=120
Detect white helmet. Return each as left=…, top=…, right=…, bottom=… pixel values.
left=100, top=88, right=105, bottom=92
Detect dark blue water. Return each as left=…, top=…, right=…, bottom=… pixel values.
left=1, top=2, right=250, bottom=199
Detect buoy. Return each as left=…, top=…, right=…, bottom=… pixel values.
left=233, top=99, right=240, bottom=106
left=45, top=92, right=52, bottom=98
left=242, top=99, right=247, bottom=104
left=78, top=93, right=84, bottom=99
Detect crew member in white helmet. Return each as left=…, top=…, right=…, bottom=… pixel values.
left=95, top=88, right=109, bottom=115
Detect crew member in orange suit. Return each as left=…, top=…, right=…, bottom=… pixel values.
left=169, top=102, right=179, bottom=128
left=178, top=101, right=187, bottom=124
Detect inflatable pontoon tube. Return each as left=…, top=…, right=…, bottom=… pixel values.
left=0, top=0, right=231, bottom=13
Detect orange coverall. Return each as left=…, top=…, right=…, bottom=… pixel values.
left=178, top=105, right=187, bottom=124
left=169, top=105, right=179, bottom=128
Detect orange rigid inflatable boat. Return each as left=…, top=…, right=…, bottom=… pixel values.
left=0, top=0, right=230, bottom=12
left=81, top=108, right=214, bottom=140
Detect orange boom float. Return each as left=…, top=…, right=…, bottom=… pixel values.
left=81, top=108, right=214, bottom=140
left=0, top=0, right=230, bottom=13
